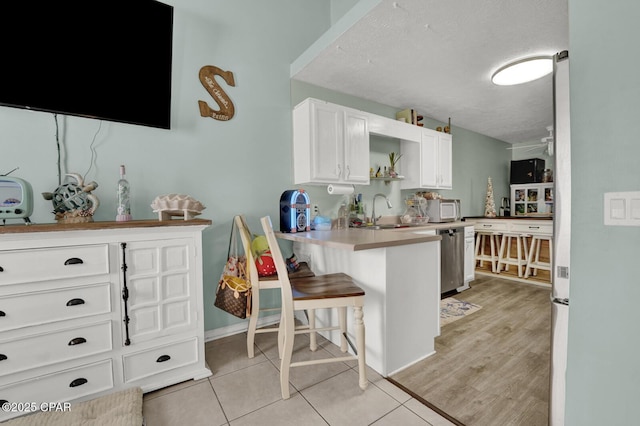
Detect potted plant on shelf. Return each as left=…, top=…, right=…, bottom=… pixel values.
left=388, top=152, right=402, bottom=178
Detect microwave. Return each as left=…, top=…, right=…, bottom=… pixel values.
left=425, top=199, right=460, bottom=223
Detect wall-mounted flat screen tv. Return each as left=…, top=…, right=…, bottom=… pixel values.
left=0, top=0, right=174, bottom=130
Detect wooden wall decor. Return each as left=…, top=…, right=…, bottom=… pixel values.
left=198, top=65, right=236, bottom=121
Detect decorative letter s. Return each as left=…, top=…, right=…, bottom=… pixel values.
left=198, top=65, right=235, bottom=121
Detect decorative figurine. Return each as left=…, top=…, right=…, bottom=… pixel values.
left=42, top=173, right=100, bottom=223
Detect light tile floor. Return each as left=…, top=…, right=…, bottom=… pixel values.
left=143, top=331, right=456, bottom=426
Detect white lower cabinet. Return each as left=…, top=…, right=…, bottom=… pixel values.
left=463, top=226, right=475, bottom=284
left=0, top=220, right=211, bottom=421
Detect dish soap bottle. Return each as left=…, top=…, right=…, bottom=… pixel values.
left=116, top=165, right=132, bottom=222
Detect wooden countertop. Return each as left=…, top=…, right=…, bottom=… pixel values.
left=276, top=227, right=442, bottom=251
left=0, top=218, right=212, bottom=235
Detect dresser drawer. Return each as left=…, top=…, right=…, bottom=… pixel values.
left=474, top=221, right=509, bottom=232
left=123, top=338, right=198, bottom=383
left=0, top=321, right=112, bottom=375
left=0, top=359, right=113, bottom=421
left=510, top=222, right=553, bottom=236
left=0, top=244, right=109, bottom=286
left=0, top=283, right=111, bottom=332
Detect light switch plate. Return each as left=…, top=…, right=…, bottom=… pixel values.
left=604, top=191, right=640, bottom=226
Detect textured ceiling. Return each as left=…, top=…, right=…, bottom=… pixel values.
left=291, top=0, right=568, bottom=144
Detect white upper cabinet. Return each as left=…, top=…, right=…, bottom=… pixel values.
left=293, top=98, right=369, bottom=185
left=437, top=132, right=453, bottom=189
left=400, top=129, right=452, bottom=190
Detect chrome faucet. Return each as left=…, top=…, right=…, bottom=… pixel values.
left=372, top=193, right=392, bottom=226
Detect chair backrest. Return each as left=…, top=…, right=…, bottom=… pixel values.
left=260, top=216, right=294, bottom=319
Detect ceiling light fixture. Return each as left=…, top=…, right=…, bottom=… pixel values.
left=491, top=56, right=553, bottom=86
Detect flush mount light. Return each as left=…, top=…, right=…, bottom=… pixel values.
left=491, top=56, right=553, bottom=86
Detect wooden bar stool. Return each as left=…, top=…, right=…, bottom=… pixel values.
left=475, top=231, right=501, bottom=273
left=235, top=215, right=315, bottom=358
left=525, top=235, right=553, bottom=282
left=260, top=215, right=368, bottom=399
left=497, top=232, right=530, bottom=277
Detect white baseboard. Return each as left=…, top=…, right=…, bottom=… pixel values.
left=204, top=311, right=309, bottom=342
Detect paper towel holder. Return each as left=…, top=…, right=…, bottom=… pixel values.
left=326, top=184, right=355, bottom=195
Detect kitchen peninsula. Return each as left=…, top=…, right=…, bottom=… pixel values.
left=276, top=227, right=442, bottom=376
left=471, top=216, right=554, bottom=285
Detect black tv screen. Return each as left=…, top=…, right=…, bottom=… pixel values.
left=0, top=0, right=174, bottom=129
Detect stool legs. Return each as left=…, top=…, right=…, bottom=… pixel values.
left=497, top=233, right=529, bottom=277
left=524, top=236, right=553, bottom=283
left=475, top=232, right=500, bottom=272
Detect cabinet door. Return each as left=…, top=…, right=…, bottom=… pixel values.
left=420, top=130, right=438, bottom=188
left=343, top=110, right=369, bottom=183
left=309, top=101, right=343, bottom=182
left=438, top=133, right=453, bottom=189
left=464, top=227, right=475, bottom=282
left=121, top=239, right=196, bottom=344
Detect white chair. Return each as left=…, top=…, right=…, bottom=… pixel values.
left=234, top=215, right=314, bottom=358
left=260, top=215, right=368, bottom=399
left=497, top=232, right=530, bottom=277
left=524, top=234, right=553, bottom=282
left=475, top=231, right=501, bottom=273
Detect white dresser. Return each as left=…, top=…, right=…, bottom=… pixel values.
left=0, top=220, right=211, bottom=421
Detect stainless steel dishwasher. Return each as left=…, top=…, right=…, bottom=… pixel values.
left=438, top=227, right=465, bottom=294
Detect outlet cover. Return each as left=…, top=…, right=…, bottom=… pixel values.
left=604, top=191, right=640, bottom=226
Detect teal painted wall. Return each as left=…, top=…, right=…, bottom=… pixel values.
left=0, top=0, right=332, bottom=332
left=330, top=0, right=360, bottom=24
left=291, top=81, right=511, bottom=220
left=566, top=1, right=640, bottom=425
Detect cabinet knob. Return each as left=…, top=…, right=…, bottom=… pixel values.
left=66, top=298, right=85, bottom=307
left=69, top=378, right=88, bottom=387
left=0, top=311, right=5, bottom=317
left=64, top=257, right=84, bottom=266
left=156, top=354, right=171, bottom=363
left=0, top=266, right=4, bottom=272
left=0, top=354, right=7, bottom=361
left=68, top=337, right=87, bottom=346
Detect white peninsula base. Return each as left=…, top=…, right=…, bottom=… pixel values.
left=293, top=239, right=441, bottom=377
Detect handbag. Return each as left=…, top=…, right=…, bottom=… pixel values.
left=214, top=220, right=252, bottom=319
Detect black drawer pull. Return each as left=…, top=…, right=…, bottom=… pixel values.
left=0, top=354, right=7, bottom=361
left=156, top=355, right=171, bottom=363
left=0, top=311, right=5, bottom=317
left=69, top=378, right=88, bottom=387
left=0, top=266, right=4, bottom=272
left=68, top=337, right=87, bottom=346
left=64, top=257, right=84, bottom=265
left=66, top=298, right=85, bottom=306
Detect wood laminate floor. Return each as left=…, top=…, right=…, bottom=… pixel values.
left=390, top=275, right=551, bottom=426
